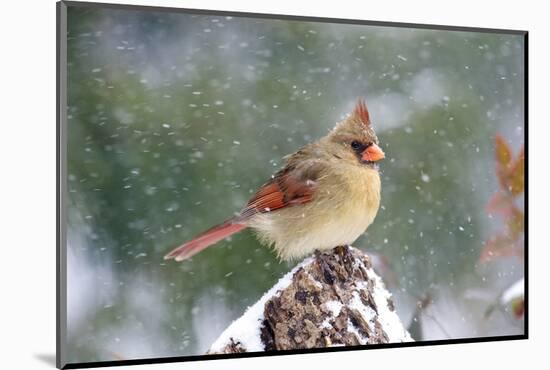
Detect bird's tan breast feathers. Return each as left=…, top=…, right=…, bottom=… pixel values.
left=249, top=164, right=381, bottom=260
left=313, top=164, right=381, bottom=240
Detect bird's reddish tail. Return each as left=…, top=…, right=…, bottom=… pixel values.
left=164, top=219, right=246, bottom=262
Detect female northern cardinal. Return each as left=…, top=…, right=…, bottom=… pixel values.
left=164, top=99, right=385, bottom=262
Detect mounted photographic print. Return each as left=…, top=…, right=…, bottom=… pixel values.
left=57, top=1, right=527, bottom=368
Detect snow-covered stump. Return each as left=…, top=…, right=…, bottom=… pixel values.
left=208, top=246, right=412, bottom=353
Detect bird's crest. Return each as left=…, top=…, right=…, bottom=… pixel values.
left=352, top=99, right=371, bottom=127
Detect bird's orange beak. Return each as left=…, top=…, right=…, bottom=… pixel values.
left=361, top=143, right=385, bottom=162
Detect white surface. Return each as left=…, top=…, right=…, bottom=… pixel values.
left=501, top=278, right=525, bottom=305
left=1, top=0, right=546, bottom=369
left=352, top=271, right=413, bottom=342
left=209, top=257, right=313, bottom=352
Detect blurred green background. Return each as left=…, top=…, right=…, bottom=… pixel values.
left=65, top=4, right=525, bottom=363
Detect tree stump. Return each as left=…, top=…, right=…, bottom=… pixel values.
left=208, top=246, right=412, bottom=353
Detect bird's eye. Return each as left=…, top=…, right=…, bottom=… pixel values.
left=351, top=141, right=363, bottom=150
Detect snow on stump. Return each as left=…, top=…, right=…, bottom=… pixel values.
left=208, top=245, right=412, bottom=353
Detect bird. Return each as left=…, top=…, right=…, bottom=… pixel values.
left=164, top=99, right=385, bottom=262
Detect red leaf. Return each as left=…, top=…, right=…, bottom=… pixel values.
left=509, top=146, right=524, bottom=196
left=480, top=234, right=516, bottom=262
left=486, top=191, right=514, bottom=216
left=511, top=297, right=524, bottom=318
left=482, top=135, right=525, bottom=264
left=495, top=135, right=512, bottom=168
left=506, top=207, right=524, bottom=240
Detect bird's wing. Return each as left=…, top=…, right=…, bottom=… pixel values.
left=239, top=160, right=323, bottom=219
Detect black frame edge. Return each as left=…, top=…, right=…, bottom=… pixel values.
left=523, top=32, right=529, bottom=338
left=61, top=335, right=527, bottom=369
